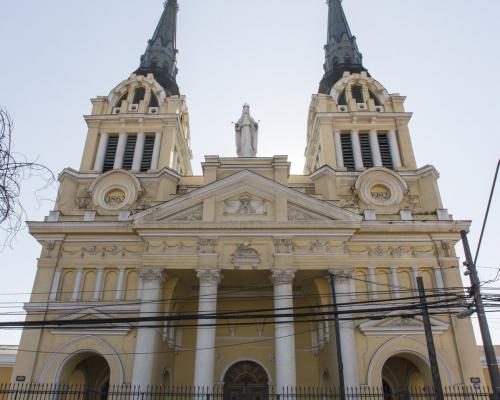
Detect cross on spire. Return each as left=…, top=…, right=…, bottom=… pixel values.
left=135, top=0, right=180, bottom=96
left=319, top=0, right=368, bottom=94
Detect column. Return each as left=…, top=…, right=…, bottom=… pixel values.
left=132, top=269, right=167, bottom=387
left=329, top=269, right=359, bottom=388
left=369, top=130, right=383, bottom=167
left=412, top=266, right=420, bottom=292
left=93, top=268, right=105, bottom=302
left=115, top=267, right=127, bottom=301
left=49, top=268, right=62, bottom=301
left=367, top=267, right=378, bottom=301
left=272, top=270, right=297, bottom=391
left=132, top=132, right=145, bottom=172
left=387, top=129, right=402, bottom=169
left=72, top=268, right=84, bottom=302
left=151, top=132, right=162, bottom=170
left=434, top=267, right=445, bottom=299
left=194, top=269, right=221, bottom=389
left=351, top=129, right=363, bottom=170
left=390, top=266, right=401, bottom=299
left=93, top=133, right=109, bottom=172
left=334, top=130, right=344, bottom=168
left=114, top=132, right=128, bottom=169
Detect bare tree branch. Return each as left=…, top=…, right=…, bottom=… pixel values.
left=0, top=106, right=56, bottom=248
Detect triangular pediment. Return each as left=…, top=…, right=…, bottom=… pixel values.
left=51, top=307, right=132, bottom=336
left=132, top=170, right=362, bottom=224
left=359, top=311, right=449, bottom=336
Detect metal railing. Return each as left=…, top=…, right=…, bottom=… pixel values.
left=0, top=384, right=493, bottom=400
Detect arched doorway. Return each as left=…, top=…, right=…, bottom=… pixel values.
left=58, top=352, right=110, bottom=398
left=223, top=361, right=269, bottom=400
left=382, top=354, right=430, bottom=394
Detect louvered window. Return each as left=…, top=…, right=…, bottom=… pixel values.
left=132, top=87, right=146, bottom=104
left=359, top=133, right=374, bottom=168
left=340, top=133, right=355, bottom=171
left=378, top=133, right=394, bottom=169
left=121, top=135, right=137, bottom=171
left=351, top=85, right=364, bottom=104
left=141, top=135, right=156, bottom=172
left=102, top=135, right=118, bottom=173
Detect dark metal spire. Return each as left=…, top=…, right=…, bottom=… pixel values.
left=319, top=0, right=368, bottom=94
left=135, top=0, right=180, bottom=96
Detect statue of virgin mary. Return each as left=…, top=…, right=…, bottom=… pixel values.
left=235, top=104, right=258, bottom=157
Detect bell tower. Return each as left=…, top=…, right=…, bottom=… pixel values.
left=305, top=0, right=444, bottom=217
left=56, top=1, right=193, bottom=216
left=79, top=0, right=192, bottom=177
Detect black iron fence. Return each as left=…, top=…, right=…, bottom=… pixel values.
left=0, top=384, right=493, bottom=400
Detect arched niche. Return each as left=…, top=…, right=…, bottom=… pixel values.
left=37, top=335, right=124, bottom=385
left=366, top=336, right=454, bottom=387
left=222, top=360, right=271, bottom=399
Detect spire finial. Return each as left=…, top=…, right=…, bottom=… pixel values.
left=135, top=0, right=180, bottom=96
left=318, top=0, right=368, bottom=94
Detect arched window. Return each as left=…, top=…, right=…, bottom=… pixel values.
left=132, top=87, right=146, bottom=104
left=149, top=93, right=159, bottom=108
left=351, top=85, right=364, bottom=103
left=337, top=90, right=347, bottom=105
left=116, top=92, right=128, bottom=108
left=369, top=91, right=382, bottom=106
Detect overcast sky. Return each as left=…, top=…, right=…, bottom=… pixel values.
left=0, top=0, right=499, bottom=346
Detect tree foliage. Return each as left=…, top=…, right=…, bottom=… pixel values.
left=0, top=107, right=55, bottom=247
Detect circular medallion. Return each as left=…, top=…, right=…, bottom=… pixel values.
left=104, top=189, right=126, bottom=207
left=89, top=170, right=142, bottom=212
left=354, top=168, right=407, bottom=208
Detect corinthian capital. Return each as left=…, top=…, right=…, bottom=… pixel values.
left=271, top=269, right=296, bottom=285
left=139, top=268, right=168, bottom=283
left=197, top=269, right=222, bottom=285
left=328, top=268, right=353, bottom=285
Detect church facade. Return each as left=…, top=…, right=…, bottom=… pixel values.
left=11, top=0, right=485, bottom=394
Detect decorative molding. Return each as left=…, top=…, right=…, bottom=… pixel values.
left=62, top=244, right=140, bottom=258
left=231, top=242, right=261, bottom=268
left=145, top=241, right=197, bottom=255
left=198, top=238, right=218, bottom=254
left=273, top=239, right=293, bottom=254
left=359, top=312, right=449, bottom=336
left=292, top=240, right=346, bottom=255
left=271, top=270, right=295, bottom=285
left=224, top=196, right=266, bottom=216
left=163, top=204, right=203, bottom=222
left=348, top=245, right=436, bottom=258
left=287, top=204, right=328, bottom=222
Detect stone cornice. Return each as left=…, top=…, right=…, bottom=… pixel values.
left=59, top=166, right=181, bottom=182
left=309, top=164, right=440, bottom=181
left=313, top=111, right=413, bottom=120
left=24, top=302, right=141, bottom=313
left=84, top=114, right=180, bottom=122
left=359, top=220, right=471, bottom=234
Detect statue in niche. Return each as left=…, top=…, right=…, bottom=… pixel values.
left=235, top=104, right=259, bottom=157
